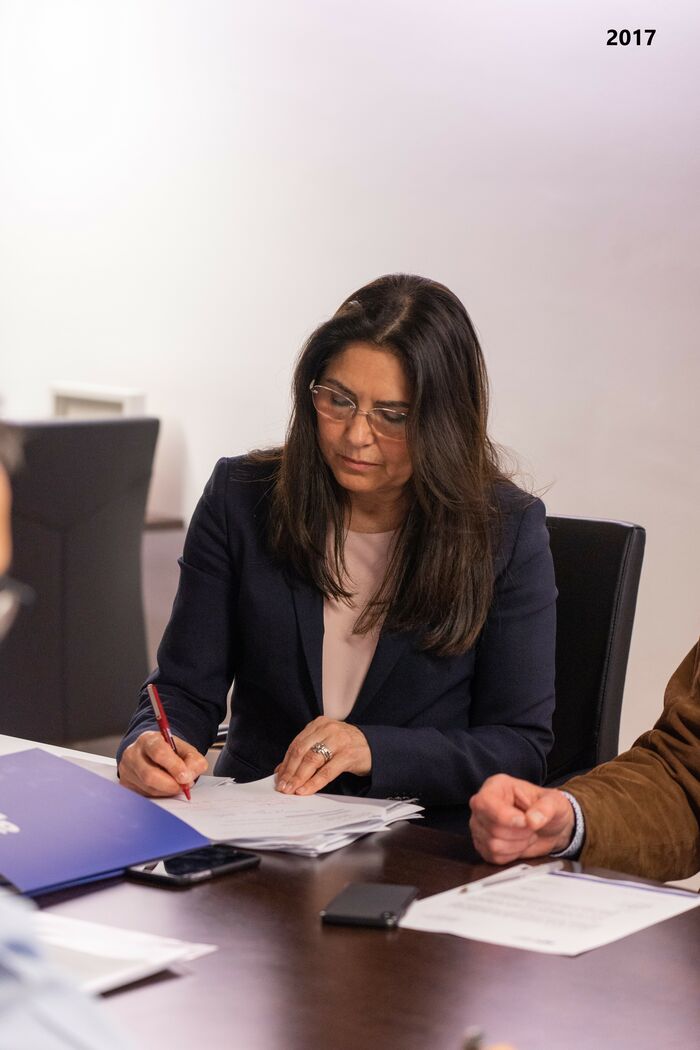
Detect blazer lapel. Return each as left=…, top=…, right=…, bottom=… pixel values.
left=349, top=628, right=412, bottom=721
left=291, top=579, right=324, bottom=717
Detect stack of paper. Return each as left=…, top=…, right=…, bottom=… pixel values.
left=35, top=913, right=217, bottom=993
left=153, top=776, right=423, bottom=856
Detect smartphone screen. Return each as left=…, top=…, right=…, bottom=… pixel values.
left=127, top=844, right=260, bottom=886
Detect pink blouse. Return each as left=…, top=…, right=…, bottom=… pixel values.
left=322, top=529, right=395, bottom=721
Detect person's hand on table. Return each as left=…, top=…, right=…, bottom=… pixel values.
left=275, top=716, right=371, bottom=796
left=118, top=731, right=209, bottom=798
left=469, top=774, right=575, bottom=864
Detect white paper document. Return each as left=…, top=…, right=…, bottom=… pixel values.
left=153, top=775, right=422, bottom=856
left=400, top=869, right=700, bottom=955
left=35, top=913, right=217, bottom=994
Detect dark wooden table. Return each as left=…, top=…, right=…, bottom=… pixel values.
left=41, top=824, right=700, bottom=1050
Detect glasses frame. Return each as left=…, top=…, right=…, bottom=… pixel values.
left=309, top=382, right=409, bottom=441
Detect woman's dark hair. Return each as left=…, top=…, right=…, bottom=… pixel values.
left=253, top=273, right=512, bottom=656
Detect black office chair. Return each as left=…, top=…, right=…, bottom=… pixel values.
left=0, top=417, right=159, bottom=743
left=420, top=513, right=645, bottom=834
left=545, top=515, right=645, bottom=784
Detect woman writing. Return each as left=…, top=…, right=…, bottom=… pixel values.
left=118, top=274, right=556, bottom=807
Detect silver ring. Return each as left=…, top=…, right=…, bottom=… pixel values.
left=310, top=742, right=333, bottom=764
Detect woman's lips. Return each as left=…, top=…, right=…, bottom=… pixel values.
left=339, top=455, right=379, bottom=471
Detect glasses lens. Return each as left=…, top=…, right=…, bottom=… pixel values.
left=311, top=386, right=354, bottom=420
left=369, top=409, right=408, bottom=440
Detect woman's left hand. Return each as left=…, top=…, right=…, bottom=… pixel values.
left=274, top=717, right=372, bottom=796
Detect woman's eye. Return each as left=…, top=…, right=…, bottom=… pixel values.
left=330, top=394, right=352, bottom=408
left=378, top=410, right=406, bottom=426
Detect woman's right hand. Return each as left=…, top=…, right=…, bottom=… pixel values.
left=118, top=731, right=209, bottom=798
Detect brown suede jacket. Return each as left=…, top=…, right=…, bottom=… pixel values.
left=565, top=640, right=700, bottom=882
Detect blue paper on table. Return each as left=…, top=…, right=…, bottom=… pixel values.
left=0, top=748, right=209, bottom=895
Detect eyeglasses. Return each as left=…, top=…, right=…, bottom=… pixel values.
left=310, top=383, right=408, bottom=440
left=0, top=576, right=34, bottom=644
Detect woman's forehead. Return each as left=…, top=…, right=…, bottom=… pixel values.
left=322, top=343, right=410, bottom=400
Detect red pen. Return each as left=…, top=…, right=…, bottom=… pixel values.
left=147, top=683, right=192, bottom=800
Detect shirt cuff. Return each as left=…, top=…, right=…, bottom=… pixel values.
left=549, top=791, right=585, bottom=859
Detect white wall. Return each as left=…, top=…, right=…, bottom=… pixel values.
left=1, top=1, right=698, bottom=747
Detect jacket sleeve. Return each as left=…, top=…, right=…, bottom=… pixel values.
left=117, top=459, right=239, bottom=761
left=359, top=497, right=557, bottom=804
left=566, top=642, right=700, bottom=881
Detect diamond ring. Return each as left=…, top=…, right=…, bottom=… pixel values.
left=310, top=742, right=333, bottom=764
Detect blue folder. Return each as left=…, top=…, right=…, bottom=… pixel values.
left=0, top=749, right=209, bottom=895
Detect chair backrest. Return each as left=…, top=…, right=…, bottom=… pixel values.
left=545, top=515, right=645, bottom=784
left=0, top=417, right=159, bottom=743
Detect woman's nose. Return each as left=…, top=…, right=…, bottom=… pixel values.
left=344, top=410, right=374, bottom=444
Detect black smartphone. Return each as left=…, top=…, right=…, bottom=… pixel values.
left=126, top=844, right=260, bottom=887
left=320, top=882, right=419, bottom=928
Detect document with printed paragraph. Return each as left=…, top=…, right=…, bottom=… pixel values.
left=400, top=868, right=700, bottom=955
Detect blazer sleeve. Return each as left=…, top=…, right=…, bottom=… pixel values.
left=117, top=459, right=238, bottom=761
left=565, top=642, right=700, bottom=881
left=359, top=497, right=557, bottom=804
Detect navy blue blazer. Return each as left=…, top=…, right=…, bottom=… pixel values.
left=119, top=457, right=556, bottom=805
